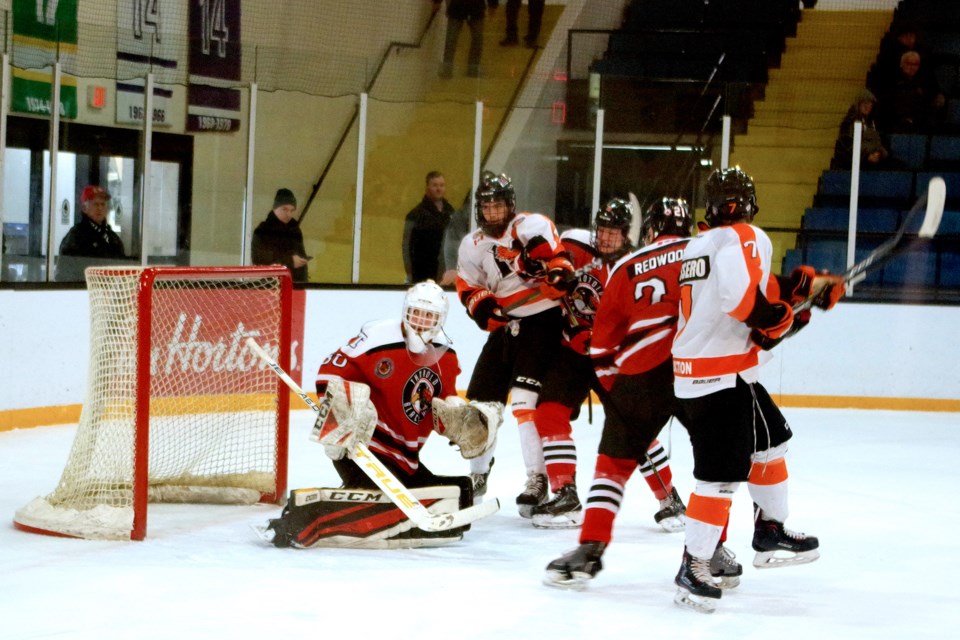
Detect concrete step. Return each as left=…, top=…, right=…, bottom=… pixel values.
left=736, top=125, right=836, bottom=148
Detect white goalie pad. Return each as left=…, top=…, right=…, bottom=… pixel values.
left=432, top=397, right=504, bottom=459
left=310, top=379, right=378, bottom=459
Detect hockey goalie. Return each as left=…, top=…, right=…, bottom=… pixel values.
left=261, top=281, right=503, bottom=549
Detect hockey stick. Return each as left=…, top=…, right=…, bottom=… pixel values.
left=794, top=176, right=946, bottom=312
left=503, top=262, right=596, bottom=314
left=245, top=338, right=500, bottom=532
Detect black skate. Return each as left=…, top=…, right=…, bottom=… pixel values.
left=710, top=543, right=742, bottom=589
left=531, top=483, right=583, bottom=529
left=470, top=458, right=495, bottom=502
left=543, top=541, right=606, bottom=590
left=752, top=509, right=820, bottom=569
left=516, top=472, right=548, bottom=519
left=674, top=548, right=722, bottom=613
left=654, top=487, right=686, bottom=532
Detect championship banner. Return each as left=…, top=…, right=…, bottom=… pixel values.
left=116, top=0, right=187, bottom=128
left=11, top=0, right=79, bottom=118
left=187, top=0, right=242, bottom=132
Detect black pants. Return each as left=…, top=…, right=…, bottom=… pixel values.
left=504, top=0, right=545, bottom=41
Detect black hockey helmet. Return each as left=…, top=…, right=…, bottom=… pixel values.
left=475, top=171, right=516, bottom=237
left=703, top=166, right=759, bottom=227
left=593, top=198, right=633, bottom=261
left=642, top=197, right=694, bottom=241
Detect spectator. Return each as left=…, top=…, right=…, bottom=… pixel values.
left=500, top=0, right=545, bottom=48
left=436, top=0, right=497, bottom=78
left=252, top=188, right=309, bottom=282
left=60, top=186, right=125, bottom=259
left=56, top=185, right=126, bottom=281
left=876, top=51, right=946, bottom=133
left=830, top=90, right=893, bottom=170
left=870, top=21, right=931, bottom=94
left=402, top=171, right=455, bottom=283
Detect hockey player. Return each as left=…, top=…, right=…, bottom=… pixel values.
left=264, top=280, right=502, bottom=549
left=543, top=197, right=703, bottom=589
left=670, top=167, right=843, bottom=613
left=530, top=198, right=685, bottom=531
left=456, top=171, right=575, bottom=517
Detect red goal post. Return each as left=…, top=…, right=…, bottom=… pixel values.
left=13, top=266, right=293, bottom=540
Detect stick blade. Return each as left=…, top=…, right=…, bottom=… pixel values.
left=628, top=192, right=642, bottom=247
left=919, top=176, right=946, bottom=238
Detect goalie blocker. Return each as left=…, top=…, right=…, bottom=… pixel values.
left=261, top=486, right=467, bottom=549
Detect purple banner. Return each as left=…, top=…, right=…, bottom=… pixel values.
left=187, top=0, right=242, bottom=132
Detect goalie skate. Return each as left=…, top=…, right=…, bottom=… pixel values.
left=543, top=541, right=606, bottom=590
left=752, top=512, right=820, bottom=569
left=674, top=549, right=721, bottom=614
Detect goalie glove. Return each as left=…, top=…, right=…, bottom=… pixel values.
left=310, top=379, right=378, bottom=460
left=538, top=255, right=576, bottom=300
left=431, top=396, right=504, bottom=459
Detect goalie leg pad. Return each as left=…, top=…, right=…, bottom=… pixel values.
left=265, top=486, right=464, bottom=549
left=432, top=397, right=504, bottom=459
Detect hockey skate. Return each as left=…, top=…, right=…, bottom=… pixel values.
left=752, top=511, right=820, bottom=569
left=674, top=548, right=722, bottom=614
left=531, top=484, right=583, bottom=529
left=543, top=541, right=606, bottom=590
left=516, top=471, right=548, bottom=518
left=470, top=458, right=494, bottom=501
left=710, top=543, right=742, bottom=589
left=654, top=487, right=686, bottom=532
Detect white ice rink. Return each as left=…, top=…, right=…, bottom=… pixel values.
left=2, top=406, right=958, bottom=639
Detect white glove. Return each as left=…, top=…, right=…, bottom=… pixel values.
left=311, top=379, right=378, bottom=461
left=432, top=397, right=503, bottom=459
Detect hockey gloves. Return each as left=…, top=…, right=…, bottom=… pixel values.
left=539, top=256, right=576, bottom=300
left=746, top=287, right=795, bottom=351
left=466, top=289, right=508, bottom=331
left=432, top=397, right=504, bottom=459
left=311, top=379, right=378, bottom=460
left=788, top=265, right=845, bottom=311
left=567, top=325, right=591, bottom=355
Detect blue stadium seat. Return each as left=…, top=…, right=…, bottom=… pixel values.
left=928, top=137, right=960, bottom=170
left=938, top=210, right=960, bottom=236
left=940, top=249, right=960, bottom=287
left=882, top=245, right=938, bottom=287
left=803, top=208, right=848, bottom=231
left=888, top=134, right=928, bottom=170
left=802, top=238, right=847, bottom=274
left=817, top=171, right=914, bottom=202
left=781, top=248, right=802, bottom=275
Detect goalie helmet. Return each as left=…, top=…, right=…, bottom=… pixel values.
left=475, top=171, right=516, bottom=237
left=641, top=197, right=693, bottom=242
left=704, top=166, right=759, bottom=227
left=401, top=279, right=449, bottom=358
left=593, top=198, right=633, bottom=262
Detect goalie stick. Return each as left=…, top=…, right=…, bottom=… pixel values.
left=794, top=176, right=946, bottom=312
left=245, top=338, right=500, bottom=532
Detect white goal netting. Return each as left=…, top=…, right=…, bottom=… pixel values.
left=14, top=267, right=291, bottom=540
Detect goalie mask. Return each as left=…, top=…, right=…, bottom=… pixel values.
left=593, top=198, right=633, bottom=263
left=704, top=166, right=759, bottom=227
left=401, top=280, right=450, bottom=364
left=475, top=171, right=516, bottom=238
left=642, top=197, right=693, bottom=243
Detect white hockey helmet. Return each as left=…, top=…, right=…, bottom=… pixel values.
left=402, top=280, right=449, bottom=354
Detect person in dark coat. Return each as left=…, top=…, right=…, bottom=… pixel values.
left=56, top=185, right=126, bottom=281
left=402, top=171, right=454, bottom=283
left=252, top=188, right=309, bottom=282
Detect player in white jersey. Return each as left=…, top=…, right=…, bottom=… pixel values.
left=456, top=171, right=575, bottom=517
left=670, top=167, right=844, bottom=613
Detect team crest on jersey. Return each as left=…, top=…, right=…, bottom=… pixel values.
left=375, top=358, right=394, bottom=379
left=402, top=368, right=443, bottom=424
left=568, top=271, right=603, bottom=322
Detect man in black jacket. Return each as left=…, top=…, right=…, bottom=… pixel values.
left=402, top=171, right=454, bottom=284
left=56, top=185, right=126, bottom=281
left=252, top=188, right=309, bottom=282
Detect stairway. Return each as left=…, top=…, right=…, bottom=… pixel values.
left=301, top=6, right=565, bottom=284
left=730, top=9, right=893, bottom=270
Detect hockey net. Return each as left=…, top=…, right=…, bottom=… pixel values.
left=13, top=266, right=293, bottom=541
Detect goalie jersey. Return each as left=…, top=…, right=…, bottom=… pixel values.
left=316, top=319, right=460, bottom=475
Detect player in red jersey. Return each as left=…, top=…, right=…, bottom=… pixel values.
left=263, top=281, right=502, bottom=549
left=543, top=197, right=700, bottom=588
left=529, top=198, right=685, bottom=531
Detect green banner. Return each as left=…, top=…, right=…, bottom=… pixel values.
left=11, top=71, right=78, bottom=117
left=13, top=0, right=78, bottom=45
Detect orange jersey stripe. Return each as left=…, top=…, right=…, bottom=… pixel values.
left=686, top=494, right=732, bottom=527
left=673, top=350, right=761, bottom=378
left=729, top=224, right=764, bottom=322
